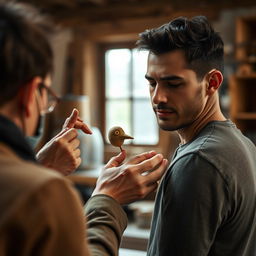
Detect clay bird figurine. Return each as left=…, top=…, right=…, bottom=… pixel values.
left=108, top=126, right=134, bottom=151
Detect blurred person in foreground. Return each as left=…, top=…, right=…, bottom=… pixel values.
left=0, top=2, right=168, bottom=255
left=136, top=16, right=256, bottom=256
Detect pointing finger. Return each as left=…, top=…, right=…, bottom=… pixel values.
left=63, top=108, right=79, bottom=129
left=52, top=127, right=69, bottom=139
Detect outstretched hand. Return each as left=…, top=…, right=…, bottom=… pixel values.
left=92, top=150, right=168, bottom=204
left=37, top=108, right=92, bottom=175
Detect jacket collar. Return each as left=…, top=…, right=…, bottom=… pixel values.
left=0, top=115, right=36, bottom=162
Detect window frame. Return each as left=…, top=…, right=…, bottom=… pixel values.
left=99, top=41, right=160, bottom=147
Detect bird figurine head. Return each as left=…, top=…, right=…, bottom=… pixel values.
left=108, top=126, right=134, bottom=151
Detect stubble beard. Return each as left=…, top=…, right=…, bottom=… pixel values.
left=157, top=116, right=195, bottom=132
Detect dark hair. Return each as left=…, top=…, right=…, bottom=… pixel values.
left=136, top=16, right=224, bottom=79
left=0, top=1, right=54, bottom=106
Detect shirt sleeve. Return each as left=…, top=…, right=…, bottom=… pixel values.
left=9, top=178, right=127, bottom=256
left=159, top=153, right=230, bottom=256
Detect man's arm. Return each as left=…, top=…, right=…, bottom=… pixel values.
left=35, top=108, right=168, bottom=255
left=85, top=195, right=127, bottom=255
left=155, top=154, right=229, bottom=255
left=26, top=149, right=167, bottom=256
left=17, top=177, right=126, bottom=256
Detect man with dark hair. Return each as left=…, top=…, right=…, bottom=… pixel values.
left=137, top=16, right=256, bottom=255
left=0, top=2, right=168, bottom=255
left=0, top=1, right=89, bottom=175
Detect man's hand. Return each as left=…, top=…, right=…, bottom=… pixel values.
left=92, top=150, right=168, bottom=204
left=62, top=109, right=92, bottom=134
left=37, top=108, right=92, bottom=175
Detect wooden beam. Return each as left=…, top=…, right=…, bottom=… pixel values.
left=20, top=0, right=256, bottom=27
left=55, top=8, right=219, bottom=32
left=51, top=1, right=172, bottom=23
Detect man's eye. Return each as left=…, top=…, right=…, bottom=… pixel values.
left=148, top=81, right=156, bottom=87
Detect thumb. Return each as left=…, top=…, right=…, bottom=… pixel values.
left=105, top=150, right=126, bottom=169
left=63, top=108, right=79, bottom=129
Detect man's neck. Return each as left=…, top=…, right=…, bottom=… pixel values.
left=177, top=106, right=226, bottom=145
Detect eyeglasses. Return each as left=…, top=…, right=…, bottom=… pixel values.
left=36, top=82, right=60, bottom=114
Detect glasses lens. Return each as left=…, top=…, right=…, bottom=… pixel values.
left=46, top=93, right=57, bottom=113
left=38, top=83, right=59, bottom=114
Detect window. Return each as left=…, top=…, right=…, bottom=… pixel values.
left=105, top=47, right=159, bottom=145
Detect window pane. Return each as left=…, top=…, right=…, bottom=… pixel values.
left=105, top=49, right=131, bottom=98
left=133, top=99, right=158, bottom=144
left=132, top=49, right=149, bottom=98
left=105, top=99, right=131, bottom=143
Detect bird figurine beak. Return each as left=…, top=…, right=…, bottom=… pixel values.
left=121, top=134, right=134, bottom=140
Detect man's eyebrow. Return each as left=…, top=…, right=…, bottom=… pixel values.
left=145, top=74, right=183, bottom=81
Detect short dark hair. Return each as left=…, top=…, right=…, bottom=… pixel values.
left=136, top=16, right=224, bottom=79
left=0, top=2, right=54, bottom=106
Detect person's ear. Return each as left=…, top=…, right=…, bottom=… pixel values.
left=206, top=69, right=223, bottom=95
left=18, top=77, right=42, bottom=117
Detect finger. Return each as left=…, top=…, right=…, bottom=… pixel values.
left=142, top=159, right=168, bottom=184
left=75, top=157, right=82, bottom=169
left=141, top=182, right=159, bottom=197
left=69, top=137, right=80, bottom=150
left=58, top=128, right=78, bottom=143
left=135, top=153, right=164, bottom=174
left=104, top=150, right=126, bottom=169
left=73, top=148, right=81, bottom=158
left=127, top=151, right=157, bottom=165
left=52, top=127, right=69, bottom=139
left=64, top=108, right=79, bottom=129
left=74, top=121, right=93, bottom=134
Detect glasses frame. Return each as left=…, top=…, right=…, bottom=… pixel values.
left=37, top=82, right=60, bottom=114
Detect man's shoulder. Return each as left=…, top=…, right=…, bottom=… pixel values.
left=177, top=120, right=255, bottom=159
left=0, top=144, right=74, bottom=224
left=168, top=120, right=256, bottom=184
left=0, top=143, right=65, bottom=192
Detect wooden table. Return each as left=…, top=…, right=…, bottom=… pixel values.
left=67, top=167, right=102, bottom=187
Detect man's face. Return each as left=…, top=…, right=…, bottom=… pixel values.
left=146, top=50, right=207, bottom=131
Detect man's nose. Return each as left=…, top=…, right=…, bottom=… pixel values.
left=152, top=85, right=168, bottom=104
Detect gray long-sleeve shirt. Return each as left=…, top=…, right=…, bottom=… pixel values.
left=148, top=120, right=256, bottom=256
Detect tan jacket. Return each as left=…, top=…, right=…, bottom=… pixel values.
left=0, top=143, right=127, bottom=256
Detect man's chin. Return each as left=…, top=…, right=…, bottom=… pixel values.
left=158, top=120, right=193, bottom=131
left=158, top=122, right=179, bottom=131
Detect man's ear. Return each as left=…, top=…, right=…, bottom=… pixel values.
left=18, top=77, right=42, bottom=117
left=206, top=69, right=223, bottom=95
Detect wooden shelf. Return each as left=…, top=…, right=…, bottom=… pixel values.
left=236, top=16, right=256, bottom=61
left=229, top=15, right=256, bottom=139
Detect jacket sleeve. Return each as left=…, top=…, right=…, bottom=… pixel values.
left=85, top=195, right=128, bottom=256
left=8, top=178, right=127, bottom=256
